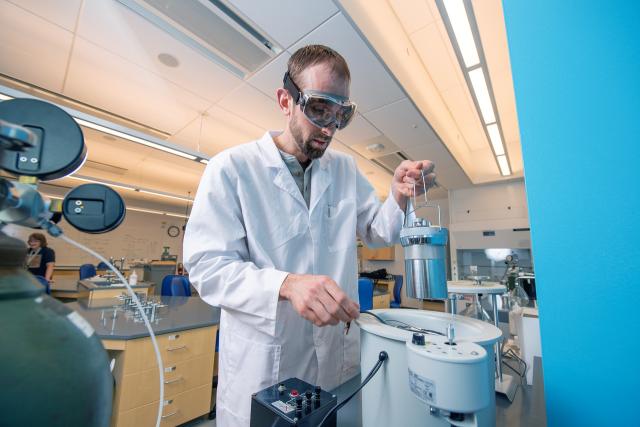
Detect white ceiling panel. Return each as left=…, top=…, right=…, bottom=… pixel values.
left=388, top=0, right=436, bottom=36
left=364, top=98, right=440, bottom=150
left=171, top=105, right=264, bottom=156
left=7, top=0, right=82, bottom=32
left=217, top=83, right=283, bottom=131
left=349, top=135, right=401, bottom=160
left=410, top=22, right=460, bottom=93
left=65, top=37, right=212, bottom=135
left=226, top=0, right=338, bottom=49
left=440, top=85, right=487, bottom=151
left=334, top=113, right=381, bottom=147
left=76, top=0, right=242, bottom=105
left=290, top=13, right=405, bottom=113
left=0, top=1, right=73, bottom=93
left=247, top=51, right=290, bottom=99
left=403, top=142, right=471, bottom=189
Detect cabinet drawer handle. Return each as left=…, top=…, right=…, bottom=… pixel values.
left=166, top=345, right=186, bottom=351
left=162, top=411, right=178, bottom=419
left=164, top=376, right=183, bottom=384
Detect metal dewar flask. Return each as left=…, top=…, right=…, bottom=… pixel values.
left=400, top=197, right=448, bottom=300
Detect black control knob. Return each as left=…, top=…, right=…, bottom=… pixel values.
left=295, top=396, right=303, bottom=417
left=412, top=332, right=425, bottom=345
left=305, top=390, right=312, bottom=401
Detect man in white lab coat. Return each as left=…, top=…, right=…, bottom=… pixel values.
left=184, top=45, right=435, bottom=426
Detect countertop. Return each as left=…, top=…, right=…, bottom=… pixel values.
left=66, top=296, right=220, bottom=340
left=78, top=278, right=154, bottom=291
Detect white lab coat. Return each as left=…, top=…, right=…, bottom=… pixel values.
left=183, top=131, right=403, bottom=426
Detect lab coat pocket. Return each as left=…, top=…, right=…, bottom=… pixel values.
left=326, top=198, right=356, bottom=252
left=268, top=213, right=306, bottom=250
left=220, top=330, right=281, bottom=420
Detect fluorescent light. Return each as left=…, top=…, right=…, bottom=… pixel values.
left=0, top=93, right=14, bottom=101
left=127, top=206, right=188, bottom=218
left=74, top=118, right=197, bottom=160
left=496, top=155, right=511, bottom=176
left=138, top=189, right=192, bottom=202
left=486, top=123, right=505, bottom=156
left=468, top=68, right=495, bottom=124
left=68, top=175, right=136, bottom=191
left=199, top=159, right=209, bottom=165
left=443, top=0, right=480, bottom=68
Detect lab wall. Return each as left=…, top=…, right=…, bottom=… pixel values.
left=503, top=1, right=639, bottom=425
left=448, top=181, right=531, bottom=279
left=4, top=209, right=185, bottom=267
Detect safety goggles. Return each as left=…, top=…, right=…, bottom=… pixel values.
left=283, top=71, right=357, bottom=130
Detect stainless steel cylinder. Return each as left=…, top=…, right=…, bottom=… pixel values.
left=401, top=225, right=448, bottom=300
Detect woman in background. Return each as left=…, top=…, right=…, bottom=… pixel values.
left=26, top=233, right=55, bottom=282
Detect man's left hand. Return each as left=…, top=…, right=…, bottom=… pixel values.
left=391, top=160, right=436, bottom=210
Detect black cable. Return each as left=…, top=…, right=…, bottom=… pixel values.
left=318, top=351, right=388, bottom=427
left=503, top=348, right=527, bottom=378
left=360, top=310, right=444, bottom=336
left=502, top=360, right=525, bottom=379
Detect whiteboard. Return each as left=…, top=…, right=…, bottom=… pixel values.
left=3, top=209, right=186, bottom=267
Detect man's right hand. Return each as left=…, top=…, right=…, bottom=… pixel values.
left=279, top=273, right=360, bottom=327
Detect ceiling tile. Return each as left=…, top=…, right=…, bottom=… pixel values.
left=349, top=135, right=401, bottom=160
left=247, top=51, right=291, bottom=98
left=403, top=142, right=471, bottom=189
left=76, top=0, right=243, bottom=104
left=389, top=0, right=436, bottom=35
left=290, top=13, right=405, bottom=113
left=217, top=83, right=283, bottom=131
left=0, top=1, right=73, bottom=93
left=364, top=98, right=441, bottom=149
left=170, top=105, right=264, bottom=156
left=8, top=0, right=82, bottom=31
left=440, top=85, right=487, bottom=151
left=334, top=113, right=381, bottom=147
left=410, top=22, right=460, bottom=92
left=65, top=37, right=212, bottom=135
left=226, top=0, right=338, bottom=49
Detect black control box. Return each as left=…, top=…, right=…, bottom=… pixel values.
left=250, top=377, right=337, bottom=427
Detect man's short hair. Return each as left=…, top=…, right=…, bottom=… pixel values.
left=287, top=45, right=351, bottom=86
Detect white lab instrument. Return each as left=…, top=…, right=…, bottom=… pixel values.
left=358, top=309, right=501, bottom=427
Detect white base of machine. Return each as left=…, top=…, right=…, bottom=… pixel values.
left=495, top=374, right=519, bottom=402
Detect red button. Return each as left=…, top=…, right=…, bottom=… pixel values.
left=290, top=389, right=299, bottom=397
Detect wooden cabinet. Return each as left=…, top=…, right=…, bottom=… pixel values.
left=106, top=325, right=217, bottom=427
left=361, top=246, right=395, bottom=260
left=373, top=293, right=390, bottom=309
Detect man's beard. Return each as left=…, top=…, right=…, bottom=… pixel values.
left=290, top=116, right=331, bottom=160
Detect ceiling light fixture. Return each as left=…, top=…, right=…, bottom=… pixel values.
left=442, top=0, right=480, bottom=67
left=199, top=159, right=209, bottom=165
left=486, top=123, right=505, bottom=156
left=437, top=0, right=511, bottom=176
left=74, top=118, right=197, bottom=160
left=0, top=87, right=208, bottom=164
left=63, top=175, right=192, bottom=203
left=496, top=155, right=510, bottom=176
left=468, top=68, right=495, bottom=124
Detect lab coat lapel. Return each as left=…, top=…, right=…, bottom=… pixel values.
left=258, top=132, right=307, bottom=210
left=310, top=156, right=331, bottom=215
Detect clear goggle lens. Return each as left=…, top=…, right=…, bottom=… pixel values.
left=299, top=92, right=356, bottom=130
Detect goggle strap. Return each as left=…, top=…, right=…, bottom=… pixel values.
left=283, top=71, right=302, bottom=105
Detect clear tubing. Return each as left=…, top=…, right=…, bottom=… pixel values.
left=57, top=234, right=165, bottom=427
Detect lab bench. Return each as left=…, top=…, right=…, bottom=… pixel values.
left=67, top=296, right=220, bottom=427
left=49, top=277, right=154, bottom=300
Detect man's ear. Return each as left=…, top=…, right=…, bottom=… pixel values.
left=276, top=88, right=293, bottom=117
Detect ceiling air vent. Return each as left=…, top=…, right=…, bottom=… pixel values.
left=118, top=0, right=281, bottom=77
left=370, top=151, right=410, bottom=175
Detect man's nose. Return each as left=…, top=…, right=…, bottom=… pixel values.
left=320, top=122, right=338, bottom=137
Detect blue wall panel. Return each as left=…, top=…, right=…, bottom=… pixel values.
left=502, top=1, right=640, bottom=425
